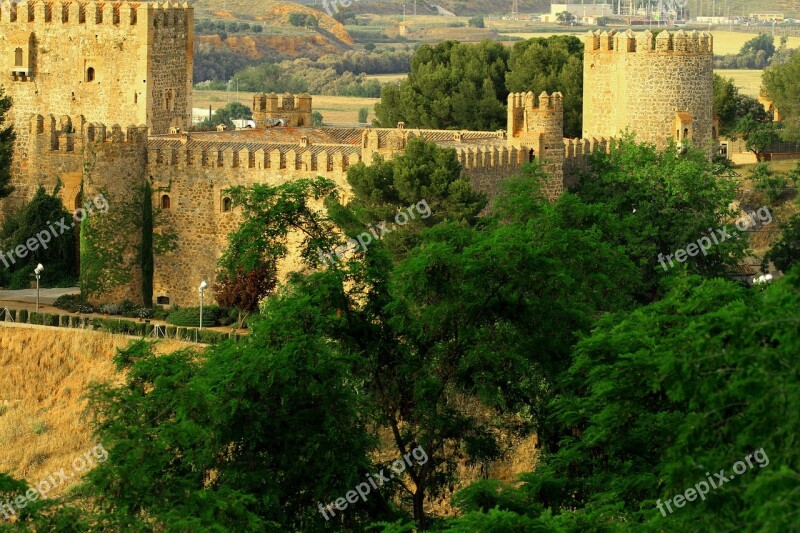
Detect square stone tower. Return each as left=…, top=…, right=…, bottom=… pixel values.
left=0, top=0, right=193, bottom=186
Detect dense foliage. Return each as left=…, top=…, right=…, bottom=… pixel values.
left=763, top=46, right=800, bottom=140
left=714, top=33, right=777, bottom=69
left=374, top=36, right=584, bottom=137
left=3, top=138, right=798, bottom=531
left=0, top=87, right=13, bottom=200
left=0, top=186, right=78, bottom=289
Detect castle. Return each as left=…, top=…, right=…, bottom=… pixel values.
left=0, top=5, right=715, bottom=306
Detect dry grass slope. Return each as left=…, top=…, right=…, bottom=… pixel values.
left=0, top=325, right=193, bottom=497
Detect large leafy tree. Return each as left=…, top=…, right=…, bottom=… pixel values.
left=763, top=49, right=800, bottom=139
left=451, top=271, right=800, bottom=530
left=572, top=137, right=747, bottom=300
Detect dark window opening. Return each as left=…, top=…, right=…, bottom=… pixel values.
left=529, top=149, right=535, bottom=162
left=156, top=296, right=170, bottom=305
left=86, top=67, right=95, bottom=82
left=222, top=197, right=232, bottom=212
left=161, top=195, right=171, bottom=209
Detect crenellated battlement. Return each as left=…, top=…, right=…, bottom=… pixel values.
left=563, top=137, right=615, bottom=159
left=147, top=142, right=362, bottom=175
left=507, top=91, right=564, bottom=112
left=585, top=29, right=713, bottom=54
left=30, top=114, right=147, bottom=152
left=456, top=145, right=526, bottom=170
left=0, top=0, right=191, bottom=26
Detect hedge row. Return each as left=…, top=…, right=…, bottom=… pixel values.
left=0, top=310, right=237, bottom=345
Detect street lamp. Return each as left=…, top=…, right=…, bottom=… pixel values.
left=34, top=263, right=44, bottom=310
left=199, top=280, right=208, bottom=331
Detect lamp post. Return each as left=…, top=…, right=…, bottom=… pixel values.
left=34, top=263, right=44, bottom=310
left=199, top=281, right=207, bottom=331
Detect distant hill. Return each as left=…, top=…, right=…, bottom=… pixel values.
left=193, top=0, right=353, bottom=60
left=280, top=0, right=799, bottom=18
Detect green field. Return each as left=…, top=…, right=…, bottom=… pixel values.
left=718, top=69, right=765, bottom=97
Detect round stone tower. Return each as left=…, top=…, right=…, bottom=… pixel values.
left=582, top=29, right=714, bottom=150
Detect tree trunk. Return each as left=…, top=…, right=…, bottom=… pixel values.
left=413, top=488, right=427, bottom=530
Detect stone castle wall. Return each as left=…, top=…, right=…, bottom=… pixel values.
left=146, top=138, right=357, bottom=307
left=24, top=114, right=148, bottom=303
left=0, top=23, right=718, bottom=307
left=0, top=0, right=192, bottom=212
left=583, top=29, right=714, bottom=150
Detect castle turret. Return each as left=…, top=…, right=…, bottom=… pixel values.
left=507, top=91, right=565, bottom=196
left=583, top=29, right=714, bottom=150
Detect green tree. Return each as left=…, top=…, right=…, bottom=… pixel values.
left=374, top=40, right=510, bottom=131
left=0, top=87, right=14, bottom=199
left=751, top=162, right=788, bottom=203
left=505, top=35, right=584, bottom=138
left=199, top=101, right=253, bottom=130
left=0, top=185, right=78, bottom=289
left=555, top=11, right=575, bottom=25
left=573, top=137, right=746, bottom=299
left=733, top=115, right=783, bottom=161
left=84, top=333, right=375, bottom=531
left=764, top=214, right=800, bottom=272
left=358, top=106, right=369, bottom=123
left=740, top=33, right=776, bottom=61
left=288, top=12, right=307, bottom=27
left=312, top=110, right=324, bottom=126
left=469, top=271, right=800, bottom=530
left=468, top=15, right=485, bottom=28
left=141, top=180, right=154, bottom=307
left=763, top=49, right=800, bottom=139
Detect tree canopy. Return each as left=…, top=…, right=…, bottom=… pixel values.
left=374, top=36, right=584, bottom=137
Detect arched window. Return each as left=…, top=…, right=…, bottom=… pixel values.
left=86, top=67, right=95, bottom=82
left=683, top=128, right=689, bottom=140
left=161, top=195, right=171, bottom=209
left=14, top=48, right=23, bottom=67
left=222, top=197, right=232, bottom=212
left=712, top=126, right=718, bottom=139
left=529, top=149, right=535, bottom=163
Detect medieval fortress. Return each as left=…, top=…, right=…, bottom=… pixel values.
left=0, top=1, right=714, bottom=306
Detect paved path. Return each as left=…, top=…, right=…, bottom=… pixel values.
left=0, top=287, right=79, bottom=305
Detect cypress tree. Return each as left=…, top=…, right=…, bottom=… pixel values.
left=141, top=182, right=154, bottom=307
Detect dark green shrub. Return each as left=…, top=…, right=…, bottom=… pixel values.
left=198, top=330, right=227, bottom=344
left=18, top=309, right=28, bottom=323
left=53, top=295, right=94, bottom=314
left=165, top=325, right=177, bottom=339
left=166, top=306, right=220, bottom=327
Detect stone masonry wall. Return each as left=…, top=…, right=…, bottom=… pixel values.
left=0, top=0, right=192, bottom=214
left=583, top=29, right=714, bottom=150
left=147, top=143, right=356, bottom=307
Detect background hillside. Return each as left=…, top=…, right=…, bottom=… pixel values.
left=199, top=0, right=800, bottom=18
